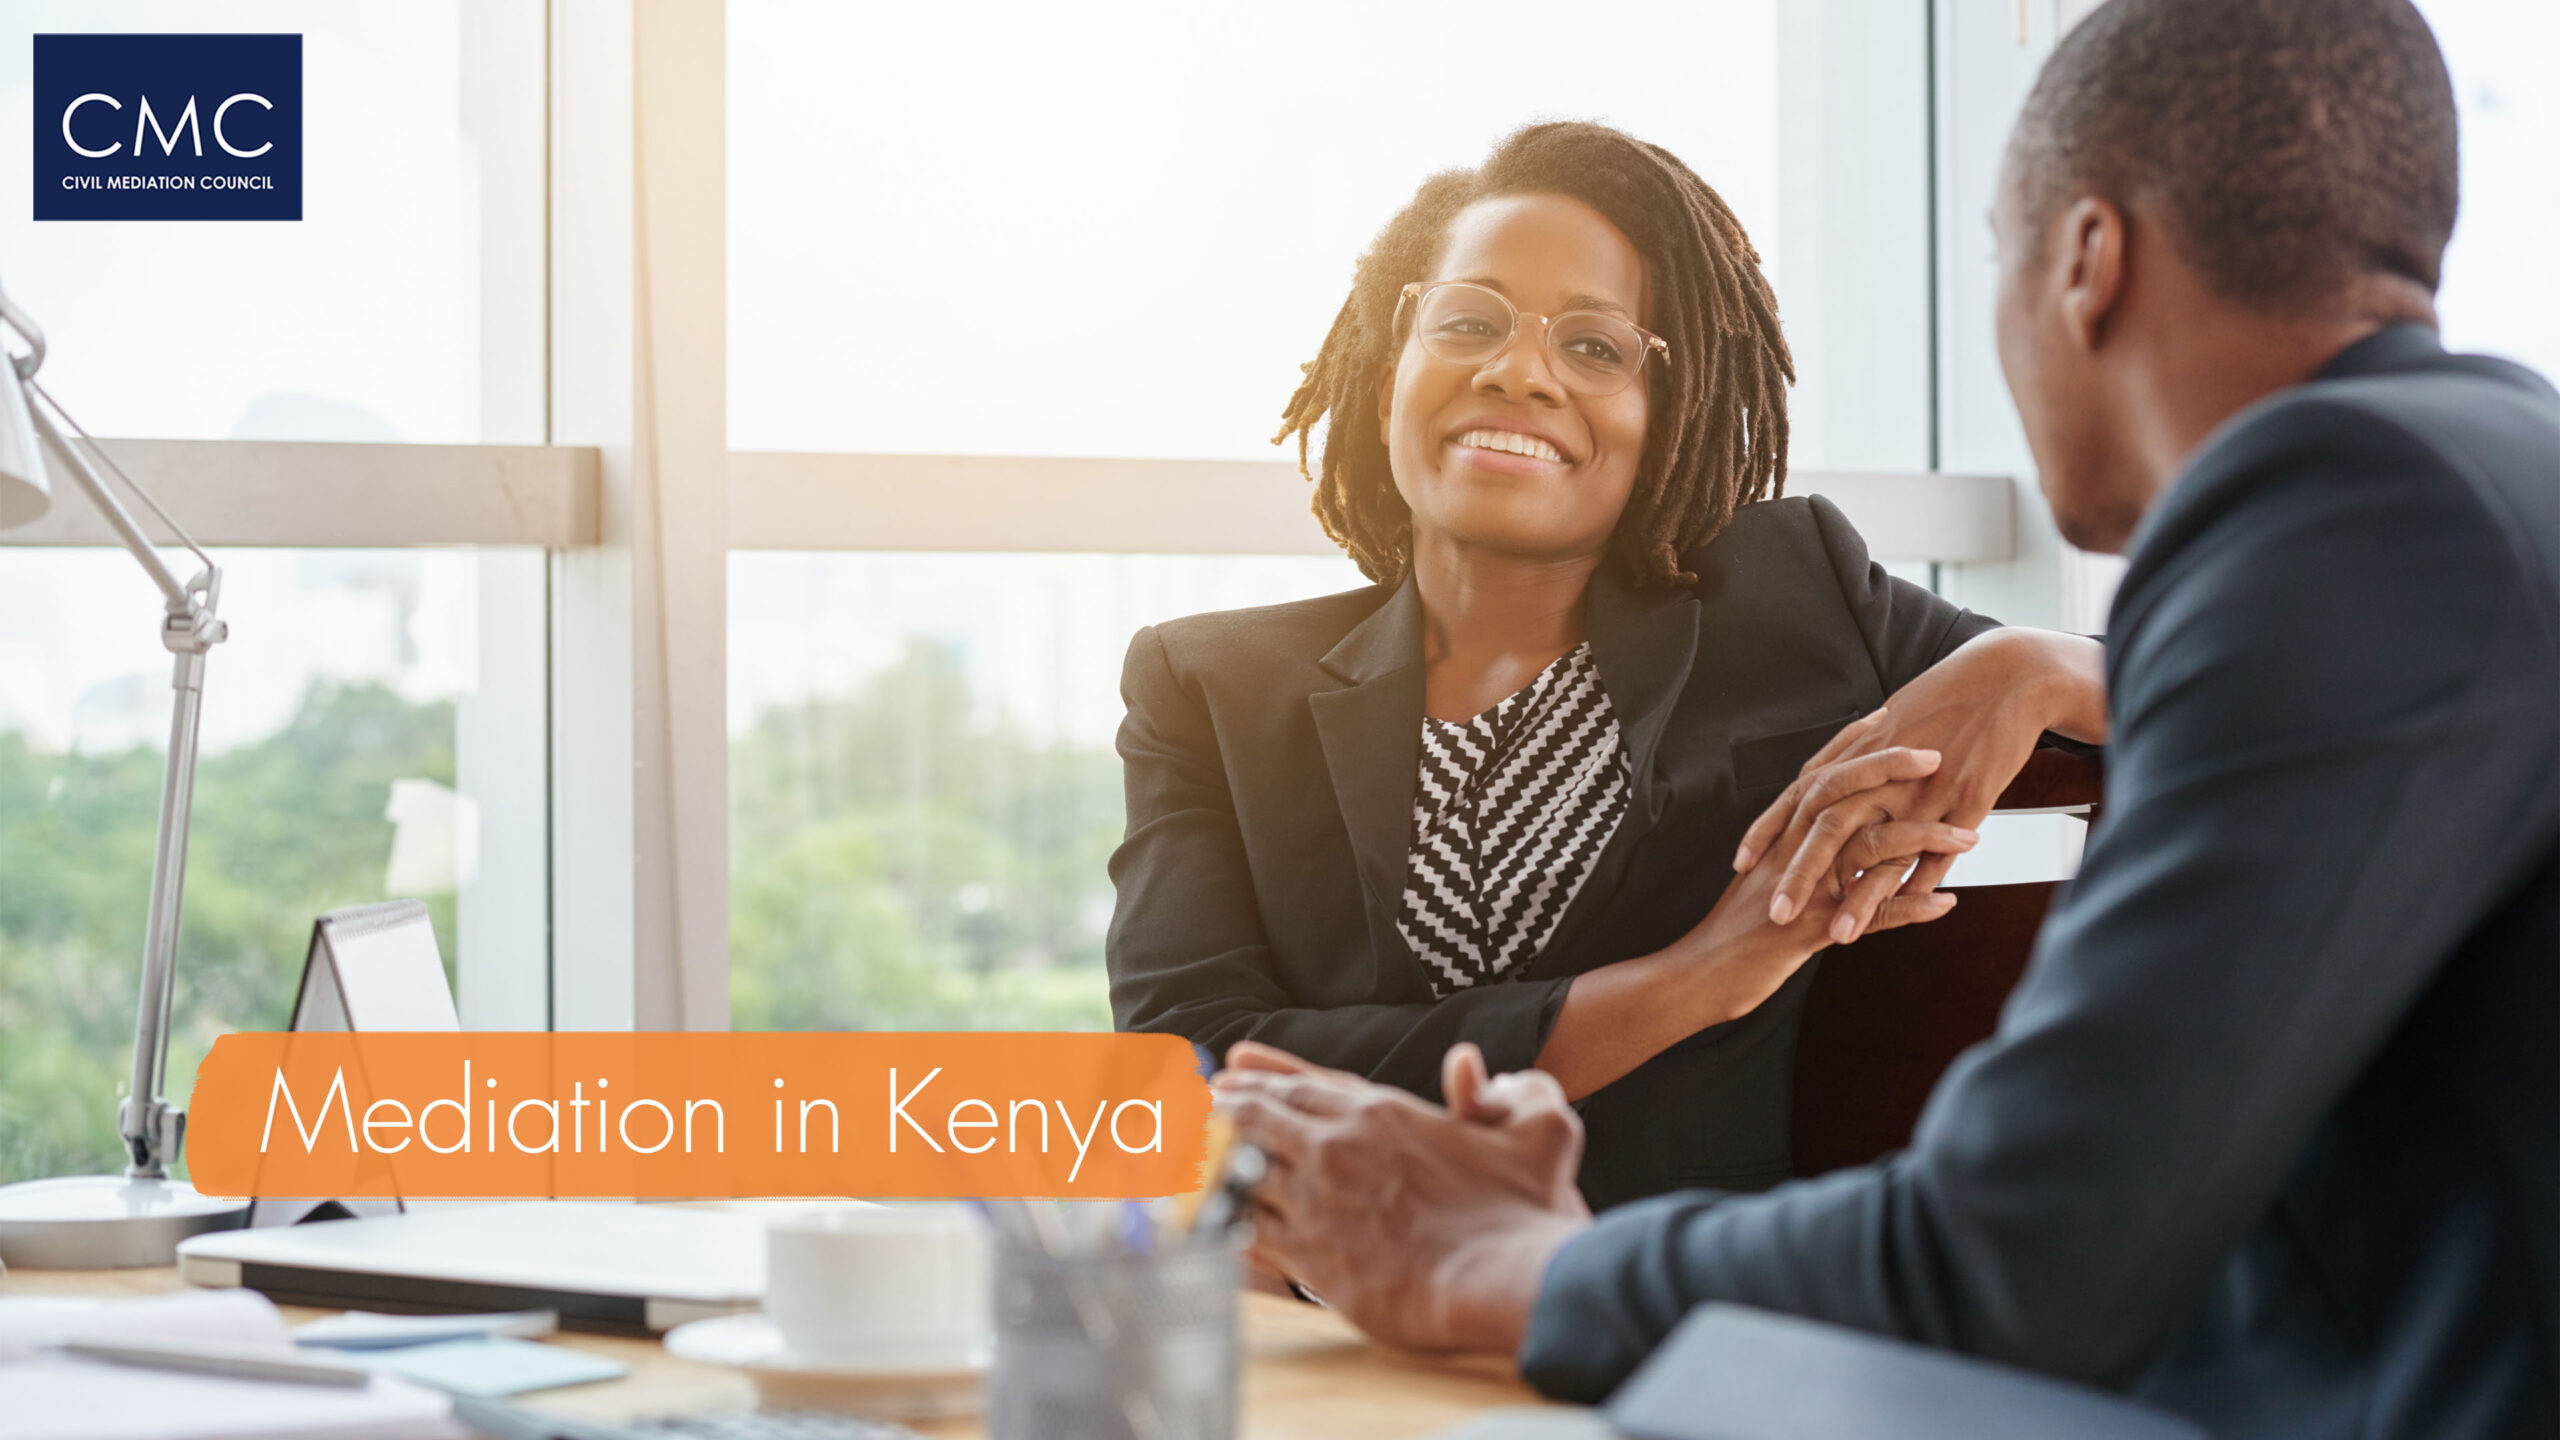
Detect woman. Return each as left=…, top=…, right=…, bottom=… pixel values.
left=1106, top=122, right=2104, bottom=1210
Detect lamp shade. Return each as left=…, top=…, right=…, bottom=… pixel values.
left=0, top=353, right=50, bottom=530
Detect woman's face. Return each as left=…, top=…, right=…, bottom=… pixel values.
left=1380, top=193, right=1653, bottom=569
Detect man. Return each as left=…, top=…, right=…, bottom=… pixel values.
left=1210, top=1, right=2559, bottom=1436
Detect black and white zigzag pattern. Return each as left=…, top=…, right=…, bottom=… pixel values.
left=1398, top=642, right=1631, bottom=997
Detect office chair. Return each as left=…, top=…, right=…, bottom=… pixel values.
left=1789, top=747, right=2105, bottom=1176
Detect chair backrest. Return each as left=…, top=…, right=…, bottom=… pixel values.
left=1788, top=748, right=2104, bottom=1177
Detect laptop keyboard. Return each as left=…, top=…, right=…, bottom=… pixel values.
left=454, top=1395, right=927, bottom=1440
left=623, top=1414, right=928, bottom=1440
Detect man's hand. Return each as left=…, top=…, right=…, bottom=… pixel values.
left=1213, top=1040, right=1591, bottom=1356
left=1733, top=629, right=2107, bottom=944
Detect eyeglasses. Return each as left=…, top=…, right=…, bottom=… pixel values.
left=1396, top=280, right=1669, bottom=397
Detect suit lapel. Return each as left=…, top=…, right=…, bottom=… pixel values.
left=1585, top=569, right=1701, bottom=826
left=1524, top=571, right=1701, bottom=974
left=1309, top=578, right=1428, bottom=968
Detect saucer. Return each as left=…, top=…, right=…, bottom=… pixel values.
left=662, top=1312, right=987, bottom=1419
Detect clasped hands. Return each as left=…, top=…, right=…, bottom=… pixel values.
left=1732, top=627, right=2103, bottom=946
left=1214, top=629, right=2107, bottom=1356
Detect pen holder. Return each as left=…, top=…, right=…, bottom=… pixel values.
left=989, top=1232, right=1243, bottom=1440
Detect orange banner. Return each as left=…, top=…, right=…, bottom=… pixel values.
left=186, top=1032, right=1211, bottom=1200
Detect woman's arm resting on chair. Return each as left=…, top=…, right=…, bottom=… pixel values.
left=1532, top=745, right=1979, bottom=1101
left=1732, top=627, right=2109, bottom=942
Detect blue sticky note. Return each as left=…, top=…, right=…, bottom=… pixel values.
left=354, top=1336, right=627, bottom=1397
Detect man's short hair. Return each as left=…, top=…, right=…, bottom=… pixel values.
left=2011, top=0, right=2459, bottom=311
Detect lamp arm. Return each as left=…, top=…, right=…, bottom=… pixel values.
left=22, top=400, right=226, bottom=1178
left=23, top=402, right=191, bottom=610
left=0, top=288, right=46, bottom=381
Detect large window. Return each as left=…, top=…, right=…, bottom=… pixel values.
left=0, top=1, right=546, bottom=1182
left=0, top=548, right=542, bottom=1181
left=725, top=0, right=1786, bottom=1027
left=0, top=1, right=544, bottom=446
left=728, top=553, right=1362, bottom=1032
left=728, top=0, right=1784, bottom=459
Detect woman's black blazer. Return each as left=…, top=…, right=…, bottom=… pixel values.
left=1106, top=494, right=1999, bottom=1209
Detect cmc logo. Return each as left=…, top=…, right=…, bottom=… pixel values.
left=34, top=34, right=302, bottom=221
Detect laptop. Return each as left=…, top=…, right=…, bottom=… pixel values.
left=178, top=1202, right=764, bottom=1334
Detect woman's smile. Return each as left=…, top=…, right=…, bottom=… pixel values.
left=1447, top=420, right=1572, bottom=473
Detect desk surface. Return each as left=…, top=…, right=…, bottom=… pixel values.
left=2, top=1264, right=1544, bottom=1439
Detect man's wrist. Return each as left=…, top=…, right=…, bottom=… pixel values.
left=1437, top=1211, right=1590, bottom=1355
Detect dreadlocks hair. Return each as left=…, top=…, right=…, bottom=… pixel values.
left=1273, top=121, right=1793, bottom=590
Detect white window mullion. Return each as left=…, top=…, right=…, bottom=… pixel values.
left=633, top=0, right=730, bottom=1033
left=458, top=549, right=552, bottom=1029
left=549, top=0, right=729, bottom=1033
left=456, top=0, right=555, bottom=1031
left=0, top=439, right=593, bottom=547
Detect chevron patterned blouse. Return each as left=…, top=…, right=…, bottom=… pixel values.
left=1397, top=642, right=1632, bottom=997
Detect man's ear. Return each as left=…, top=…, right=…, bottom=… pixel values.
left=2057, top=196, right=2128, bottom=353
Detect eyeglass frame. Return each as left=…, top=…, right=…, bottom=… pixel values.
left=1394, top=279, right=1671, bottom=395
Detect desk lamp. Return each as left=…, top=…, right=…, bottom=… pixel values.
left=0, top=281, right=252, bottom=1266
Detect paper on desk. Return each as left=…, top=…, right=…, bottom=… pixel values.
left=0, top=1288, right=289, bottom=1363
left=3, top=1353, right=466, bottom=1440
left=0, top=1289, right=464, bottom=1439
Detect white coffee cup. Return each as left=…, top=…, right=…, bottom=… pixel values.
left=763, top=1203, right=991, bottom=1370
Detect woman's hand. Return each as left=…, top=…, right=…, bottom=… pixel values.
left=1666, top=756, right=1978, bottom=1021
left=1528, top=757, right=1977, bottom=1101
left=1732, top=629, right=2107, bottom=944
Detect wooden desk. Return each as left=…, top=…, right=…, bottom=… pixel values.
left=1, top=1265, right=1546, bottom=1439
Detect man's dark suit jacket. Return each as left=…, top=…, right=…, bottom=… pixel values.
left=1107, top=495, right=1996, bottom=1209
left=1521, top=327, right=2560, bottom=1438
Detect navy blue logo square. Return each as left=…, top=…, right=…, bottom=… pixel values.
left=34, top=34, right=303, bottom=221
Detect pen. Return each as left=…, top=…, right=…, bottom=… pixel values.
left=1174, top=1112, right=1237, bottom=1235
left=1189, top=1139, right=1267, bottom=1239
left=54, top=1336, right=371, bottom=1388
left=1119, top=1198, right=1155, bottom=1254
left=975, top=1197, right=1071, bottom=1255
